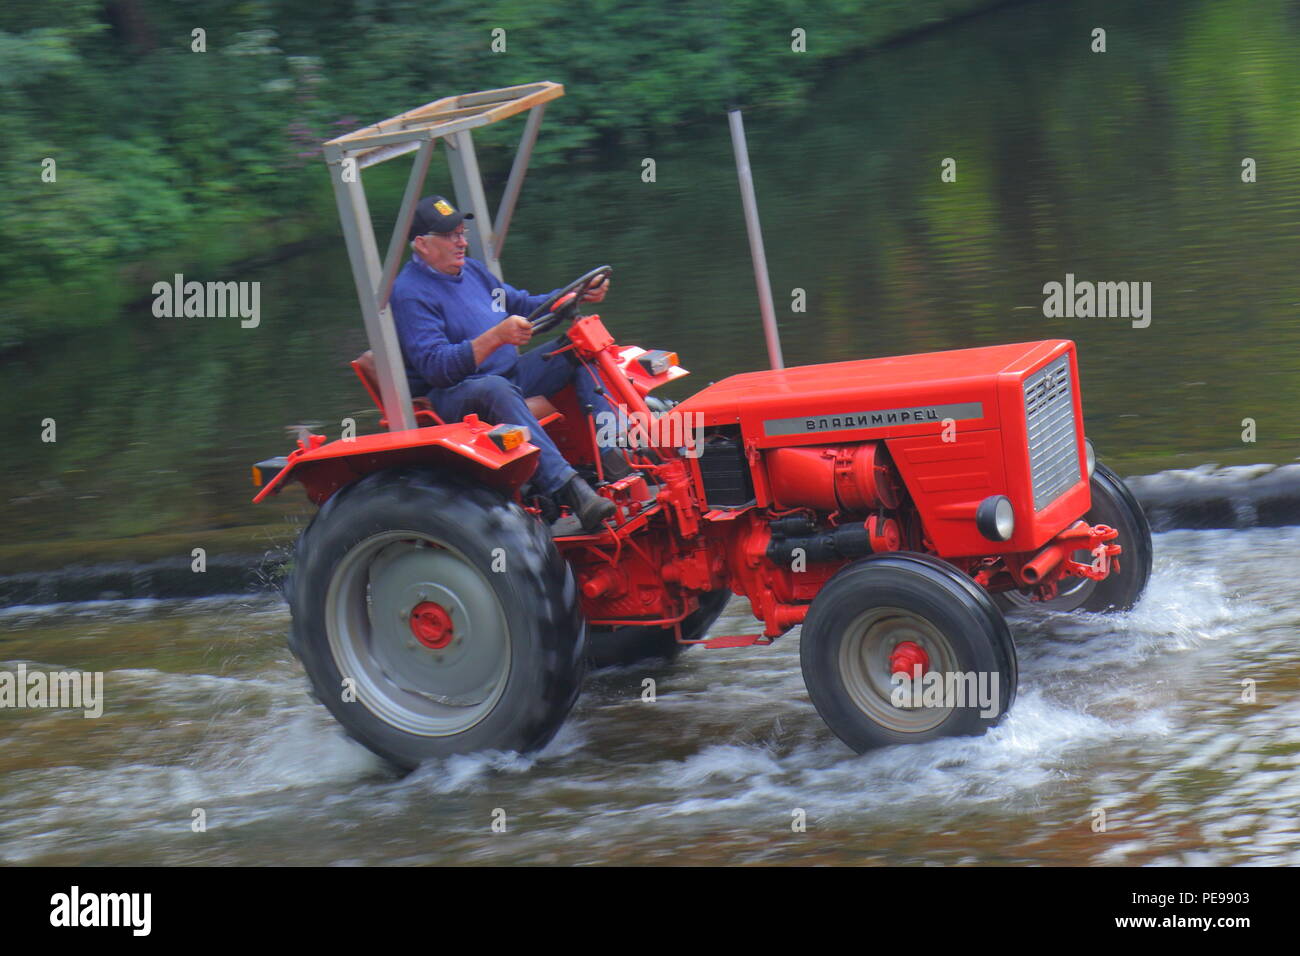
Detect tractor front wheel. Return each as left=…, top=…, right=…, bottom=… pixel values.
left=998, top=460, right=1153, bottom=613
left=800, top=552, right=1017, bottom=753
left=286, top=468, right=585, bottom=769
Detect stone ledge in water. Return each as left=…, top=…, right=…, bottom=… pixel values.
left=0, top=554, right=288, bottom=610
left=1127, top=463, right=1300, bottom=531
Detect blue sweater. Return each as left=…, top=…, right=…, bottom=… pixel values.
left=390, top=256, right=556, bottom=394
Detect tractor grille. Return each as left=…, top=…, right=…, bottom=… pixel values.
left=1022, top=354, right=1081, bottom=511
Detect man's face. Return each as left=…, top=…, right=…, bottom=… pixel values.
left=415, top=226, right=468, bottom=275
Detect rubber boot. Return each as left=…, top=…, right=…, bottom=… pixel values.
left=559, top=475, right=616, bottom=530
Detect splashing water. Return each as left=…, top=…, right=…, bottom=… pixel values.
left=1, top=528, right=1296, bottom=865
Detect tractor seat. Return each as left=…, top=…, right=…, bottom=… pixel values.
left=350, top=350, right=563, bottom=428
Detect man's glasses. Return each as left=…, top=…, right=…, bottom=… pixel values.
left=428, top=229, right=467, bottom=244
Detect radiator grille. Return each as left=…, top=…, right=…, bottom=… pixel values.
left=1023, top=355, right=1080, bottom=511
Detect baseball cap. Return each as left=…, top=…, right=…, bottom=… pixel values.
left=408, top=195, right=474, bottom=240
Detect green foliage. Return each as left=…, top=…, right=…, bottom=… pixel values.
left=0, top=0, right=994, bottom=346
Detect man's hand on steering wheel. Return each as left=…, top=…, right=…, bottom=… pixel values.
left=581, top=273, right=610, bottom=303
left=494, top=315, right=533, bottom=347
left=527, top=265, right=613, bottom=334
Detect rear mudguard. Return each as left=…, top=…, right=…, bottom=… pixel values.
left=254, top=414, right=540, bottom=506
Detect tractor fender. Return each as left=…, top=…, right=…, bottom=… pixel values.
left=254, top=416, right=540, bottom=506
left=611, top=344, right=689, bottom=397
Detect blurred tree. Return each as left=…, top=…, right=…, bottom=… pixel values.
left=0, top=0, right=993, bottom=347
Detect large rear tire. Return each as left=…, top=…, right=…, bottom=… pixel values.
left=800, top=552, right=1017, bottom=753
left=585, top=588, right=732, bottom=669
left=998, top=460, right=1153, bottom=613
left=286, top=469, right=585, bottom=769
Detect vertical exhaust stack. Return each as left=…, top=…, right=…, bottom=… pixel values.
left=728, top=109, right=785, bottom=371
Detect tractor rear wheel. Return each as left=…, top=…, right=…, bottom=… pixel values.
left=800, top=552, right=1017, bottom=753
left=998, top=460, right=1153, bottom=613
left=586, top=588, right=732, bottom=669
left=286, top=468, right=585, bottom=769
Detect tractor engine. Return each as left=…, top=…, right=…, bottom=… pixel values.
left=677, top=338, right=1093, bottom=569
left=765, top=442, right=901, bottom=514
left=762, top=443, right=905, bottom=561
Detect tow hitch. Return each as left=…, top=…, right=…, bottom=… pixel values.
left=1019, top=521, right=1122, bottom=586
left=1063, top=524, right=1123, bottom=580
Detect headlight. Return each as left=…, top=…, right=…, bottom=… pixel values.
left=976, top=495, right=1015, bottom=541
left=1084, top=438, right=1096, bottom=478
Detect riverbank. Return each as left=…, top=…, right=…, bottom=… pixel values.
left=3, top=462, right=1298, bottom=609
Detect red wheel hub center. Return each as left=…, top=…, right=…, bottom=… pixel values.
left=889, top=640, right=930, bottom=677
left=410, top=601, right=454, bottom=650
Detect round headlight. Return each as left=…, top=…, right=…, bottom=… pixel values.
left=1084, top=438, right=1096, bottom=478
left=976, top=495, right=1015, bottom=542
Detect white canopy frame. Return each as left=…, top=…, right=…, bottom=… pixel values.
left=322, top=81, right=565, bottom=431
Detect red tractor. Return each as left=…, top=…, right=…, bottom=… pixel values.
left=253, top=84, right=1151, bottom=768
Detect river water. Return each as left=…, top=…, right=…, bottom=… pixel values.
left=2, top=526, right=1296, bottom=865
left=3, top=0, right=1298, bottom=546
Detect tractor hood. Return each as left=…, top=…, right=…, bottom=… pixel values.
left=676, top=340, right=1075, bottom=449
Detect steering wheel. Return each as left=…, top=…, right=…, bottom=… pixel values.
left=527, top=265, right=613, bottom=334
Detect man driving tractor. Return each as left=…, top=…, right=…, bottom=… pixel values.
left=390, top=195, right=624, bottom=530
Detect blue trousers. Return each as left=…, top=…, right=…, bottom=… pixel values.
left=426, top=337, right=616, bottom=495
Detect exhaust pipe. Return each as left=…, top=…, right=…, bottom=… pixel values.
left=728, top=109, right=784, bottom=371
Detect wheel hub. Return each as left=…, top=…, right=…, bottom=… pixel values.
left=326, top=534, right=511, bottom=736
left=410, top=600, right=454, bottom=650
left=839, top=607, right=954, bottom=734
left=889, top=640, right=930, bottom=677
